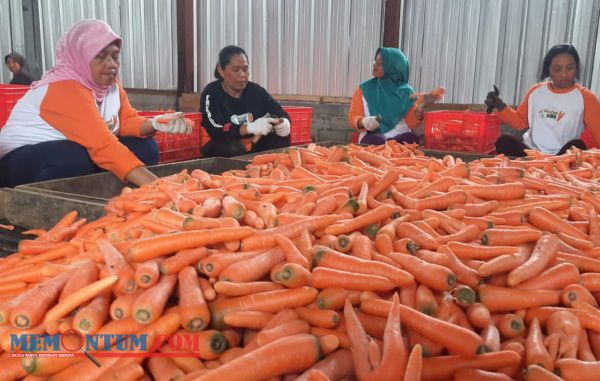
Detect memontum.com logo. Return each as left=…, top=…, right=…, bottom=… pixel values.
left=10, top=330, right=207, bottom=367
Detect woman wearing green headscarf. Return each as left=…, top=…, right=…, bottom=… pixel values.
left=348, top=47, right=439, bottom=145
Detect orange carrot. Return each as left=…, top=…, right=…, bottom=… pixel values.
left=97, top=239, right=137, bottom=295
left=389, top=252, right=456, bottom=291
left=517, top=262, right=579, bottom=291
left=213, top=281, right=284, bottom=297
left=160, top=247, right=208, bottom=275
left=72, top=289, right=110, bottom=334
left=10, top=270, right=73, bottom=329
left=132, top=274, right=177, bottom=325
left=183, top=334, right=322, bottom=381
left=312, top=267, right=396, bottom=291
left=110, top=290, right=143, bottom=320
left=178, top=266, right=210, bottom=331
left=43, top=275, right=118, bottom=326
left=361, top=298, right=485, bottom=358
left=134, top=258, right=162, bottom=289
left=271, top=262, right=312, bottom=288
left=507, top=234, right=559, bottom=286
left=478, top=285, right=561, bottom=313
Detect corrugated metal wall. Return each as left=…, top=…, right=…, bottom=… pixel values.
left=196, top=0, right=384, bottom=97
left=1, top=0, right=177, bottom=89
left=0, top=0, right=25, bottom=84
left=402, top=0, right=600, bottom=104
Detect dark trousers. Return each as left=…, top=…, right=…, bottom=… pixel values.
left=495, top=134, right=587, bottom=157
left=0, top=137, right=158, bottom=187
left=359, top=131, right=419, bottom=145
left=200, top=133, right=291, bottom=158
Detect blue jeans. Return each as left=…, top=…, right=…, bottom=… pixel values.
left=0, top=137, right=158, bottom=187
left=359, top=131, right=419, bottom=145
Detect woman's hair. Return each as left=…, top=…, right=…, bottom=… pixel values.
left=540, top=44, right=580, bottom=81
left=214, top=45, right=248, bottom=79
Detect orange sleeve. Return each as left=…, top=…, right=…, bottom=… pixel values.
left=40, top=81, right=144, bottom=181
left=117, top=83, right=146, bottom=137
left=581, top=87, right=600, bottom=147
left=348, top=87, right=365, bottom=130
left=404, top=103, right=421, bottom=130
left=497, top=83, right=545, bottom=131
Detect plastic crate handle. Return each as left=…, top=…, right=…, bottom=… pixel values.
left=445, top=119, right=464, bottom=136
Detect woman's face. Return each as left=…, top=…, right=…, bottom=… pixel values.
left=372, top=53, right=384, bottom=78
left=90, top=43, right=120, bottom=87
left=549, top=53, right=577, bottom=89
left=5, top=57, right=21, bottom=74
left=218, top=53, right=249, bottom=96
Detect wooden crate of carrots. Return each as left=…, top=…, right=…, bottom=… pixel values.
left=2, top=140, right=600, bottom=380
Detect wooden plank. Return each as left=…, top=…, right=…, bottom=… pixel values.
left=383, top=0, right=401, bottom=47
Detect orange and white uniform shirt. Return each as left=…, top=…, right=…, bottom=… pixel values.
left=347, top=86, right=421, bottom=142
left=498, top=82, right=600, bottom=154
left=0, top=80, right=146, bottom=180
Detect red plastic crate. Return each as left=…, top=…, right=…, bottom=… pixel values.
left=0, top=84, right=29, bottom=128
left=424, top=110, right=500, bottom=153
left=138, top=111, right=202, bottom=163
left=351, top=132, right=359, bottom=144
left=581, top=128, right=598, bottom=149
left=282, top=106, right=313, bottom=145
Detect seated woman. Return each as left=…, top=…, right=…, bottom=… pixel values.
left=348, top=47, right=440, bottom=145
left=486, top=44, right=600, bottom=156
left=4, top=52, right=39, bottom=85
left=0, top=20, right=190, bottom=188
left=199, top=45, right=291, bottom=158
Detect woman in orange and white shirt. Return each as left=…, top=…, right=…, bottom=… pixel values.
left=0, top=20, right=191, bottom=187
left=486, top=44, right=600, bottom=156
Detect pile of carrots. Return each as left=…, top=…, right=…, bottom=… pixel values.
left=2, top=140, right=600, bottom=380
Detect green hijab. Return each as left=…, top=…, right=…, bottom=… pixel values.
left=359, top=47, right=415, bottom=134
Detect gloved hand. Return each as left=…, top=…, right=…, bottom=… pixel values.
left=274, top=118, right=291, bottom=137
left=246, top=117, right=276, bottom=136
left=485, top=89, right=506, bottom=112
left=361, top=116, right=380, bottom=131
left=151, top=112, right=193, bottom=134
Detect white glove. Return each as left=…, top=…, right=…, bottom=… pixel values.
left=274, top=118, right=291, bottom=137
left=150, top=113, right=193, bottom=134
left=361, top=116, right=380, bottom=131
left=246, top=117, right=276, bottom=136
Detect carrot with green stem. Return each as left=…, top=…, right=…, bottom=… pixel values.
left=271, top=262, right=313, bottom=288
left=110, top=289, right=142, bottom=320
left=198, top=250, right=264, bottom=277
left=72, top=289, right=110, bottom=335
left=478, top=285, right=561, bottom=312
left=10, top=269, right=73, bottom=329
left=313, top=246, right=413, bottom=286
left=210, top=286, right=318, bottom=330
left=132, top=274, right=177, bottom=325
left=219, top=247, right=285, bottom=282
left=481, top=228, right=543, bottom=246
left=360, top=297, right=485, bottom=358
left=561, top=284, right=598, bottom=308
left=182, top=333, right=322, bottom=381
left=97, top=239, right=137, bottom=295
left=134, top=258, right=162, bottom=289
left=178, top=266, right=210, bottom=331
left=396, top=222, right=441, bottom=250
left=160, top=247, right=208, bottom=275
left=324, top=204, right=400, bottom=236
left=389, top=252, right=456, bottom=291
